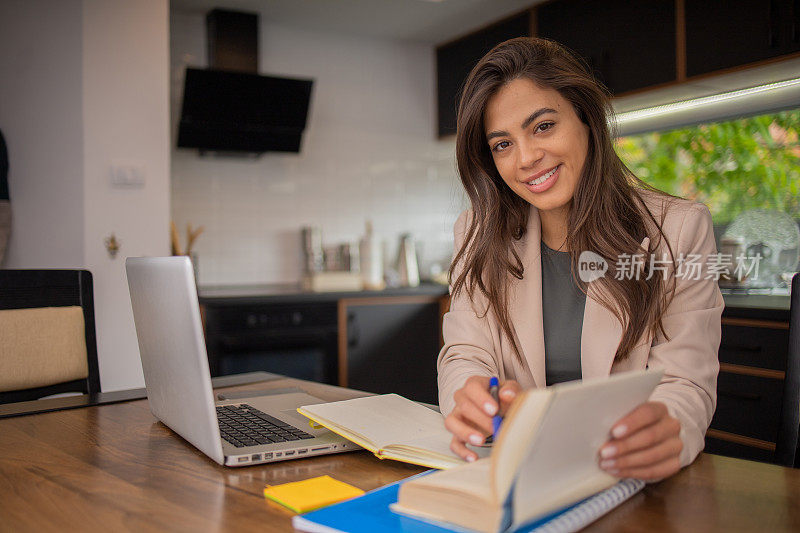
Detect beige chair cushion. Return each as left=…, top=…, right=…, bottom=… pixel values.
left=0, top=306, right=88, bottom=392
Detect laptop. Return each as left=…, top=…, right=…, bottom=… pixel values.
left=125, top=256, right=358, bottom=467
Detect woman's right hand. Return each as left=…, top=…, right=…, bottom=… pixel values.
left=444, top=376, right=521, bottom=461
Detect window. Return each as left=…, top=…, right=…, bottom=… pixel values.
left=615, top=109, right=800, bottom=224
left=615, top=109, right=800, bottom=287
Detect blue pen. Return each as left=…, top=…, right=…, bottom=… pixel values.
left=489, top=376, right=502, bottom=440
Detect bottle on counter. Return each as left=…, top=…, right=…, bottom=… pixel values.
left=396, top=233, right=420, bottom=288
left=359, top=221, right=385, bottom=290
left=301, top=226, right=324, bottom=274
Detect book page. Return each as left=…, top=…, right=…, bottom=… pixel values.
left=299, top=394, right=454, bottom=455
left=395, top=458, right=502, bottom=532
left=510, top=370, right=662, bottom=526
left=490, top=388, right=552, bottom=503
left=401, top=457, right=493, bottom=499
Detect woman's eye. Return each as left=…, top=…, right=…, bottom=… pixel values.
left=535, top=121, right=555, bottom=133
left=492, top=141, right=511, bottom=152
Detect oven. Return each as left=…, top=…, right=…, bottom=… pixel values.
left=202, top=301, right=339, bottom=385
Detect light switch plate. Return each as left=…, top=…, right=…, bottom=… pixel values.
left=110, top=162, right=146, bottom=189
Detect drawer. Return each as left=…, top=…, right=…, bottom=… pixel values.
left=710, top=371, right=784, bottom=443
left=718, top=324, right=789, bottom=371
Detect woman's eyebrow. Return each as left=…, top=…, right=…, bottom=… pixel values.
left=520, top=107, right=558, bottom=129
left=486, top=107, right=559, bottom=141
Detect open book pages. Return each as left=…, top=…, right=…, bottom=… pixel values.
left=297, top=393, right=490, bottom=470
left=391, top=458, right=504, bottom=533
left=395, top=370, right=663, bottom=533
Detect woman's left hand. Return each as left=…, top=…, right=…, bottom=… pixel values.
left=598, top=401, right=682, bottom=481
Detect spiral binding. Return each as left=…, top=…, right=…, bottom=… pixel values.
left=528, top=479, right=645, bottom=533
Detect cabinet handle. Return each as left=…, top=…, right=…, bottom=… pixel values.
left=719, top=389, right=761, bottom=402
left=347, top=312, right=359, bottom=348
left=768, top=0, right=781, bottom=48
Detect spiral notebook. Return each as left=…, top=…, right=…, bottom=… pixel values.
left=291, top=473, right=645, bottom=533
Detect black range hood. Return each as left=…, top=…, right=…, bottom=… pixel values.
left=177, top=10, right=313, bottom=155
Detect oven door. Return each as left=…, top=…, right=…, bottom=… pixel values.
left=203, top=302, right=339, bottom=385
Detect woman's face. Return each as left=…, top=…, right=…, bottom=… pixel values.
left=483, top=77, right=589, bottom=214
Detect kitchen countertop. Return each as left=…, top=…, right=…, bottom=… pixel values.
left=198, top=282, right=791, bottom=321
left=721, top=293, right=790, bottom=322
left=199, top=281, right=449, bottom=306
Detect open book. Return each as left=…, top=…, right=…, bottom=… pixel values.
left=390, top=370, right=662, bottom=533
left=297, top=394, right=490, bottom=470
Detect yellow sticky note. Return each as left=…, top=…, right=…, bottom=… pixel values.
left=263, top=475, right=365, bottom=514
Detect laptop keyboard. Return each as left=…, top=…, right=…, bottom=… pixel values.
left=216, top=404, right=315, bottom=448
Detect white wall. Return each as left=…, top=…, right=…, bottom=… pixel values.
left=170, top=10, right=466, bottom=285
left=0, top=0, right=170, bottom=392
left=82, top=0, right=170, bottom=391
left=0, top=0, right=85, bottom=268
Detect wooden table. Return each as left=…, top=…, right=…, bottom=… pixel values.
left=1, top=377, right=799, bottom=532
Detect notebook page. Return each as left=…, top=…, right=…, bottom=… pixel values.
left=299, top=394, right=452, bottom=451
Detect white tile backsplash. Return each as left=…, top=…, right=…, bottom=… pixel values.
left=170, top=10, right=467, bottom=285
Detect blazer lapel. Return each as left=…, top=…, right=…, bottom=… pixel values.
left=508, top=206, right=546, bottom=388
left=580, top=236, right=650, bottom=379
left=580, top=291, right=623, bottom=379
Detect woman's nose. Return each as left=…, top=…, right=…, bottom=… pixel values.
left=517, top=139, right=544, bottom=169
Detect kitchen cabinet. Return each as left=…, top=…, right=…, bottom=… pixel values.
left=339, top=296, right=443, bottom=405
left=434, top=0, right=800, bottom=136
left=535, top=0, right=676, bottom=95
left=436, top=10, right=531, bottom=137
left=199, top=284, right=448, bottom=403
left=704, top=295, right=795, bottom=465
left=685, top=0, right=800, bottom=77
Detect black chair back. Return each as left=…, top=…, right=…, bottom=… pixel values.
left=0, top=270, right=100, bottom=403
left=776, top=273, right=800, bottom=467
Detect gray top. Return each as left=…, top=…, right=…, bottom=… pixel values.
left=541, top=241, right=586, bottom=385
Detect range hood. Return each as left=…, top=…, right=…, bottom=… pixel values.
left=177, top=10, right=313, bottom=155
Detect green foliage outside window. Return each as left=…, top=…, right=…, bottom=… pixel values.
left=614, top=109, right=800, bottom=224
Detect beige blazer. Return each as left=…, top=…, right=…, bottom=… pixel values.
left=438, top=190, right=723, bottom=467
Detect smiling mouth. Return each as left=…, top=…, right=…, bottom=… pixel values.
left=526, top=165, right=559, bottom=186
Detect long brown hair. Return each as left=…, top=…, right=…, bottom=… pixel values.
left=450, top=36, right=676, bottom=363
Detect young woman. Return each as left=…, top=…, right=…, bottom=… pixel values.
left=439, top=37, right=723, bottom=481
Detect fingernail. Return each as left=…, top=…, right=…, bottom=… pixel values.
left=469, top=434, right=483, bottom=445
left=500, top=389, right=515, bottom=399
left=466, top=454, right=476, bottom=462
left=607, top=469, right=619, bottom=475
left=600, top=459, right=615, bottom=469
left=483, top=402, right=497, bottom=415
left=612, top=425, right=627, bottom=439
left=600, top=446, right=617, bottom=459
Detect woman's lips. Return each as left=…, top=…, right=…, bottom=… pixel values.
left=524, top=164, right=560, bottom=193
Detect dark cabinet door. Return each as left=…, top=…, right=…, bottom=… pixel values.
left=705, top=319, right=791, bottom=465
left=436, top=11, right=531, bottom=137
left=343, top=300, right=441, bottom=404
left=535, top=0, right=676, bottom=95
left=685, top=0, right=798, bottom=77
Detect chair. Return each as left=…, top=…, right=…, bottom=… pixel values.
left=776, top=273, right=800, bottom=467
left=0, top=270, right=100, bottom=404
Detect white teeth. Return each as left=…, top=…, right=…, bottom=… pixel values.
left=527, top=165, right=558, bottom=186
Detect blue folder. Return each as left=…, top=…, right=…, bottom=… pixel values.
left=291, top=472, right=644, bottom=533
left=292, top=473, right=461, bottom=533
